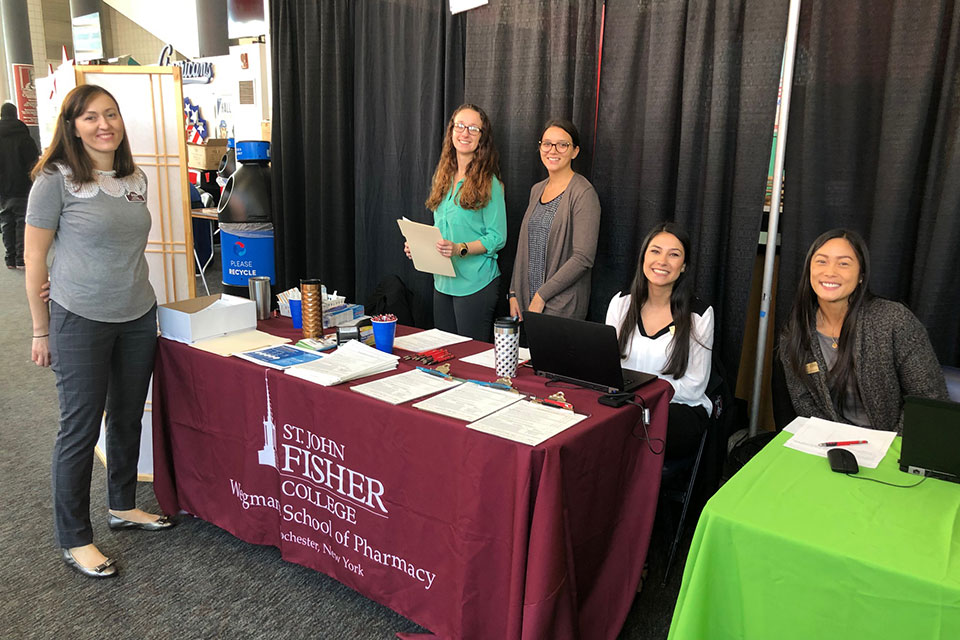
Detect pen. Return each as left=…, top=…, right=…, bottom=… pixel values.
left=466, top=379, right=514, bottom=391
left=817, top=440, right=868, bottom=447
left=416, top=366, right=455, bottom=380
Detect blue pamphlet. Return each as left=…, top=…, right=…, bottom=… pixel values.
left=234, top=344, right=325, bottom=369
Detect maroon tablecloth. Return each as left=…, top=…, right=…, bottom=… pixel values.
left=152, top=319, right=672, bottom=640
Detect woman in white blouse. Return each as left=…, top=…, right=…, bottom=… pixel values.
left=605, top=222, right=714, bottom=458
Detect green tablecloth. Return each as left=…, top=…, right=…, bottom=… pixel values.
left=668, top=432, right=960, bottom=640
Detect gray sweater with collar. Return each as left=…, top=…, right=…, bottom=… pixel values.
left=780, top=297, right=948, bottom=433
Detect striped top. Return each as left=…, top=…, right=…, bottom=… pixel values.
left=526, top=191, right=563, bottom=295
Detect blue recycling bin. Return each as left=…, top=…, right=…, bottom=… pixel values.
left=220, top=224, right=275, bottom=286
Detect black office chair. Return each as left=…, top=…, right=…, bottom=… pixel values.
left=943, top=365, right=960, bottom=403
left=658, top=359, right=729, bottom=585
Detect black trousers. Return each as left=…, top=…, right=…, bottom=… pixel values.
left=0, top=196, right=26, bottom=267
left=666, top=403, right=711, bottom=460
left=48, top=301, right=157, bottom=548
left=433, top=277, right=500, bottom=342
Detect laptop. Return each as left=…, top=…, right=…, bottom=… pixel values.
left=899, top=395, right=960, bottom=483
left=523, top=311, right=657, bottom=394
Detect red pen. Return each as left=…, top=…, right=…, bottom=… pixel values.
left=817, top=440, right=868, bottom=447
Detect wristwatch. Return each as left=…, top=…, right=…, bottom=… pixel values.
left=458, top=242, right=469, bottom=257
left=507, top=292, right=517, bottom=300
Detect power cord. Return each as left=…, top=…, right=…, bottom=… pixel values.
left=626, top=398, right=664, bottom=455
left=845, top=473, right=927, bottom=488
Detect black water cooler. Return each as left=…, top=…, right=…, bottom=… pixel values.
left=217, top=140, right=275, bottom=299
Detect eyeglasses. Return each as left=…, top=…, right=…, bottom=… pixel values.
left=539, top=140, right=572, bottom=153
left=454, top=122, right=482, bottom=136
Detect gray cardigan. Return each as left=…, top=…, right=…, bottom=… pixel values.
left=780, top=298, right=948, bottom=433
left=510, top=173, right=601, bottom=319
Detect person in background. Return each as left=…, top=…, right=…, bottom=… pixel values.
left=606, top=222, right=714, bottom=459
left=0, top=101, right=40, bottom=269
left=779, top=228, right=947, bottom=432
left=509, top=119, right=600, bottom=321
left=24, top=84, right=173, bottom=580
left=405, top=103, right=507, bottom=341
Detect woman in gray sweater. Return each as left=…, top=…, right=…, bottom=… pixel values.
left=509, top=119, right=600, bottom=320
left=24, top=85, right=173, bottom=580
left=779, top=229, right=948, bottom=432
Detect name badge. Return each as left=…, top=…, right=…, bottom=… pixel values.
left=125, top=192, right=145, bottom=202
left=805, top=361, right=820, bottom=374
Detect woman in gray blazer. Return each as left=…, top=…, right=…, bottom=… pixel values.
left=779, top=229, right=948, bottom=432
left=508, top=119, right=600, bottom=320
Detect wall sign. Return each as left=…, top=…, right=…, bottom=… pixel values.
left=11, top=64, right=37, bottom=125
left=158, top=44, right=214, bottom=84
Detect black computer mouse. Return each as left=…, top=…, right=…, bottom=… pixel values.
left=827, top=448, right=859, bottom=474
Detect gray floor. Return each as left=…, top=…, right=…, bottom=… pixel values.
left=0, top=253, right=690, bottom=639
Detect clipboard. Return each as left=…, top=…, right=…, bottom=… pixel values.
left=398, top=218, right=456, bottom=277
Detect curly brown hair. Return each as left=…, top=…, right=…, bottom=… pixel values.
left=32, top=84, right=136, bottom=184
left=425, top=104, right=501, bottom=211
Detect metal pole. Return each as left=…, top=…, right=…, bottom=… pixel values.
left=749, top=0, right=803, bottom=436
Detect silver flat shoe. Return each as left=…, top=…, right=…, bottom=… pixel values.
left=107, top=513, right=175, bottom=531
left=62, top=548, right=118, bottom=578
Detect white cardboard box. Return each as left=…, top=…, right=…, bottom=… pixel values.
left=158, top=294, right=257, bottom=343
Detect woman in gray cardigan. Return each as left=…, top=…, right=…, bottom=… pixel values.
left=779, top=229, right=947, bottom=432
left=508, top=119, right=600, bottom=320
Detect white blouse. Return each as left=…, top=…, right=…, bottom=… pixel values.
left=605, top=292, right=714, bottom=414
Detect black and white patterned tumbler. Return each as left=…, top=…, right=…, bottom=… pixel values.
left=494, top=316, right=521, bottom=378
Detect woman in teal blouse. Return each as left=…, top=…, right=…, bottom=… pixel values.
left=406, top=104, right=507, bottom=341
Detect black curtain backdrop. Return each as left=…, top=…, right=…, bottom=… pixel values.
left=271, top=0, right=356, bottom=297
left=353, top=1, right=464, bottom=327
left=778, top=0, right=960, bottom=367
left=590, top=0, right=788, bottom=381
left=463, top=0, right=604, bottom=315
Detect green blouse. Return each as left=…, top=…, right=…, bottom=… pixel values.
left=432, top=176, right=507, bottom=296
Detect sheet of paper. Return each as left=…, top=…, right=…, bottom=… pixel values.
left=233, top=344, right=324, bottom=369
left=392, top=328, right=472, bottom=352
left=397, top=218, right=456, bottom=277
left=782, top=416, right=809, bottom=434
left=189, top=330, right=290, bottom=357
left=285, top=339, right=399, bottom=386
left=413, top=382, right=523, bottom=422
left=784, top=416, right=897, bottom=469
left=467, top=400, right=588, bottom=446
left=351, top=369, right=463, bottom=405
left=449, top=0, right=488, bottom=14
left=460, top=347, right=531, bottom=369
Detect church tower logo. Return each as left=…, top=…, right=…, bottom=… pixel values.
left=258, top=371, right=277, bottom=468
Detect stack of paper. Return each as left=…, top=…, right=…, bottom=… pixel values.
left=351, top=369, right=463, bottom=405
left=392, top=328, right=472, bottom=352
left=412, top=382, right=523, bottom=422
left=460, top=347, right=531, bottom=369
left=783, top=416, right=897, bottom=469
left=468, top=400, right=588, bottom=446
left=285, top=339, right=399, bottom=386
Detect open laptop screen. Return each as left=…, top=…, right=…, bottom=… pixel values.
left=524, top=311, right=656, bottom=394
left=899, top=396, right=960, bottom=482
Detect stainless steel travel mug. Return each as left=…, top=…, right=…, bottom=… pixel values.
left=248, top=276, right=272, bottom=320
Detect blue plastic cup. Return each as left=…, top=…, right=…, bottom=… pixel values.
left=371, top=319, right=397, bottom=353
left=290, top=299, right=302, bottom=329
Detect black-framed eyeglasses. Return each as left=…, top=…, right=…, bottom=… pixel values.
left=454, top=122, right=482, bottom=136
left=539, top=140, right=572, bottom=152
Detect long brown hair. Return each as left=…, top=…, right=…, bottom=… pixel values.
left=780, top=229, right=873, bottom=413
left=32, top=84, right=136, bottom=184
left=618, top=222, right=701, bottom=379
left=425, top=104, right=501, bottom=211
